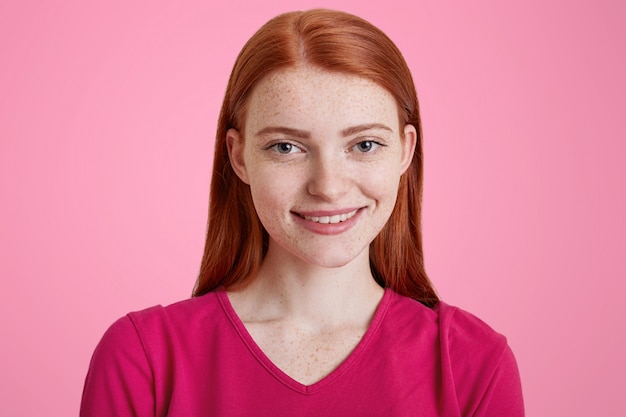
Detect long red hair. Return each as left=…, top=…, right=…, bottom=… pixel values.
left=193, top=9, right=438, bottom=307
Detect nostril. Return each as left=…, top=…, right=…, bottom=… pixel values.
left=306, top=161, right=348, bottom=199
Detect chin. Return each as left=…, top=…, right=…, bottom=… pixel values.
left=298, top=249, right=367, bottom=270
left=309, top=258, right=353, bottom=269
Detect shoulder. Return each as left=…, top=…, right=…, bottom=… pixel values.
left=125, top=291, right=223, bottom=333
left=81, top=291, right=228, bottom=415
left=88, top=291, right=223, bottom=361
left=387, top=292, right=511, bottom=362
left=87, top=291, right=227, bottom=379
left=386, top=292, right=524, bottom=415
left=435, top=301, right=508, bottom=359
left=386, top=293, right=509, bottom=360
left=435, top=301, right=524, bottom=416
left=385, top=291, right=504, bottom=336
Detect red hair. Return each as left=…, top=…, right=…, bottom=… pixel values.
left=193, top=9, right=439, bottom=307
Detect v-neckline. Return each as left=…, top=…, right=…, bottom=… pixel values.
left=217, top=287, right=393, bottom=394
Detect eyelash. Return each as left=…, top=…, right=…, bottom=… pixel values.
left=268, top=142, right=303, bottom=154
left=266, top=139, right=385, bottom=155
left=352, top=140, right=383, bottom=153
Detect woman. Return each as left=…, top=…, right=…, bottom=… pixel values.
left=81, top=9, right=524, bottom=416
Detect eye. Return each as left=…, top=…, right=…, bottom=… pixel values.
left=353, top=140, right=380, bottom=153
left=270, top=142, right=302, bottom=154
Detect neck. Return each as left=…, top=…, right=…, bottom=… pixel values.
left=228, top=243, right=384, bottom=327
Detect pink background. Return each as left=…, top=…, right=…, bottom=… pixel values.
left=1, top=0, right=624, bottom=415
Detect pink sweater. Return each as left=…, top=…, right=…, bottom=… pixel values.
left=80, top=289, right=524, bottom=416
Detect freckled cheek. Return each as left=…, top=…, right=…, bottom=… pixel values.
left=363, top=169, right=403, bottom=204
left=249, top=185, right=274, bottom=212
left=248, top=183, right=291, bottom=229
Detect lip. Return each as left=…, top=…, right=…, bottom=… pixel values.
left=291, top=207, right=364, bottom=235
left=295, top=207, right=362, bottom=217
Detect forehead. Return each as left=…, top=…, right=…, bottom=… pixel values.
left=244, top=66, right=400, bottom=133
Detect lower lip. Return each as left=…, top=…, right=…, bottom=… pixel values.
left=292, top=209, right=362, bottom=235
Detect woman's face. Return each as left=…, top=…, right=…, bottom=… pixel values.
left=227, top=66, right=416, bottom=269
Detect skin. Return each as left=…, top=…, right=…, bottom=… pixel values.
left=226, top=65, right=416, bottom=386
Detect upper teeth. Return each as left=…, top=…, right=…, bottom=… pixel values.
left=303, top=210, right=358, bottom=224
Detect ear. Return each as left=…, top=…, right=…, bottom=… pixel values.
left=226, top=128, right=250, bottom=184
left=400, top=124, right=418, bottom=174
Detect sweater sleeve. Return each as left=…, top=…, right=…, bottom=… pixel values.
left=440, top=304, right=525, bottom=417
left=473, top=344, right=524, bottom=416
left=80, top=315, right=155, bottom=417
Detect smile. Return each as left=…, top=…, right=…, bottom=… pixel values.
left=300, top=209, right=358, bottom=224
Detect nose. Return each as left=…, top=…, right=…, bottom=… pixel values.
left=306, top=152, right=349, bottom=201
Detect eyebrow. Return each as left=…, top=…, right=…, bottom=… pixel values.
left=255, top=123, right=392, bottom=139
left=255, top=126, right=310, bottom=139
left=340, top=123, right=393, bottom=136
